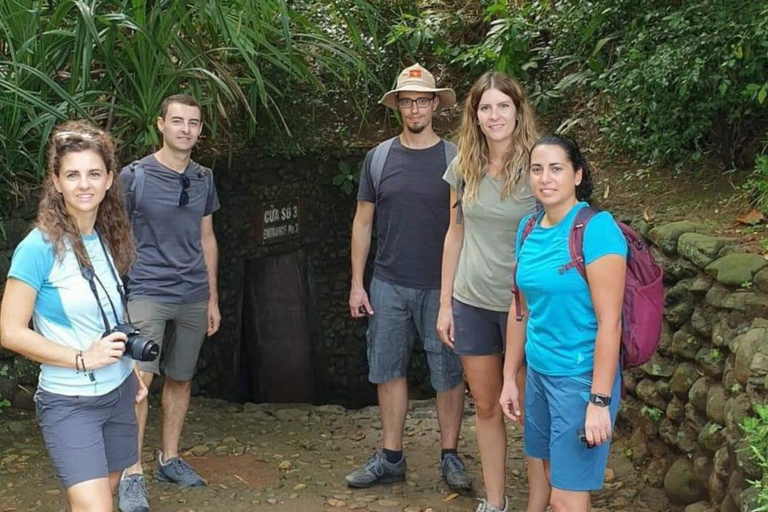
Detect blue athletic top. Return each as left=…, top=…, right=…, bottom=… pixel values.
left=515, top=202, right=627, bottom=376
left=8, top=228, right=133, bottom=396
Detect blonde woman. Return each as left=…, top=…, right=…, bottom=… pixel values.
left=437, top=72, right=548, bottom=512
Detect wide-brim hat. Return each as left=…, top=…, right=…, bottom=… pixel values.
left=379, top=63, right=456, bottom=110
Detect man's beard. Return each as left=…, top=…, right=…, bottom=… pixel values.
left=405, top=122, right=426, bottom=135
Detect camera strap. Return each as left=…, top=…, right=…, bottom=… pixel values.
left=95, top=235, right=134, bottom=324
left=77, top=233, right=127, bottom=334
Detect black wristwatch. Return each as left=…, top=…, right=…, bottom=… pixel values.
left=589, top=393, right=611, bottom=407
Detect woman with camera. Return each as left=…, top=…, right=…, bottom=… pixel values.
left=499, top=135, right=626, bottom=512
left=0, top=121, right=149, bottom=512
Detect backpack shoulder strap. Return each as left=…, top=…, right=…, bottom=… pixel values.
left=190, top=161, right=212, bottom=194
left=128, top=160, right=145, bottom=219
left=443, top=140, right=457, bottom=164
left=563, top=206, right=600, bottom=280
left=369, top=137, right=397, bottom=199
left=511, top=212, right=543, bottom=321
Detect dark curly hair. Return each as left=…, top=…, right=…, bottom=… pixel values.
left=530, top=134, right=593, bottom=202
left=37, top=121, right=135, bottom=274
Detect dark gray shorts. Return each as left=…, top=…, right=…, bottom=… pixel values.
left=35, top=373, right=139, bottom=489
left=452, top=298, right=508, bottom=356
left=366, top=276, right=464, bottom=392
left=128, top=300, right=208, bottom=381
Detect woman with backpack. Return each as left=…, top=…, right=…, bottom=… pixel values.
left=437, top=71, right=549, bottom=512
left=0, top=121, right=148, bottom=512
left=499, top=134, right=627, bottom=512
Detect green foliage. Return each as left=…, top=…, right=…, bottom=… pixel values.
left=332, top=160, right=360, bottom=195
left=743, top=404, right=768, bottom=510
left=417, top=0, right=768, bottom=169
left=641, top=405, right=663, bottom=421
left=745, top=151, right=768, bottom=214
left=0, top=0, right=381, bottom=212
left=0, top=398, right=10, bottom=411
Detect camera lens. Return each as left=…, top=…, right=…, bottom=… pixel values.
left=125, top=335, right=160, bottom=362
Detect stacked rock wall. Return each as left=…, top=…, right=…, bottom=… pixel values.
left=622, top=220, right=767, bottom=512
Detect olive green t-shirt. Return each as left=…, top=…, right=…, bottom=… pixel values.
left=443, top=158, right=537, bottom=311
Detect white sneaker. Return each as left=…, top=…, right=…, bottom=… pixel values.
left=475, top=497, right=508, bottom=512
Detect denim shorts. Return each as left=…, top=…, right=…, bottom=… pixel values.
left=35, top=373, right=139, bottom=489
left=128, top=300, right=208, bottom=381
left=366, top=276, right=464, bottom=392
left=452, top=298, right=508, bottom=356
left=523, top=365, right=621, bottom=491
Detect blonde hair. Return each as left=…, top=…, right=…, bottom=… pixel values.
left=456, top=72, right=538, bottom=203
left=37, top=121, right=135, bottom=274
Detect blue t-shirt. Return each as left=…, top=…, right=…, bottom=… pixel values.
left=118, top=155, right=221, bottom=304
left=515, top=202, right=627, bottom=376
left=8, top=228, right=133, bottom=396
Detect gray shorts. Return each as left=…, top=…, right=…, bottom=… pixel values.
left=366, top=276, right=463, bottom=392
left=35, top=374, right=139, bottom=489
left=128, top=300, right=208, bottom=381
left=452, top=298, right=508, bottom=356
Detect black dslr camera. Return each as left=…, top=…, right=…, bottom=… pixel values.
left=111, top=324, right=159, bottom=362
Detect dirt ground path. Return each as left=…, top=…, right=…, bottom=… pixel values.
left=0, top=396, right=680, bottom=512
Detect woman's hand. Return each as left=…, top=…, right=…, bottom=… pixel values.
left=584, top=402, right=612, bottom=447
left=82, top=331, right=127, bottom=371
left=436, top=305, right=455, bottom=349
left=134, top=370, right=148, bottom=403
left=499, top=380, right=522, bottom=423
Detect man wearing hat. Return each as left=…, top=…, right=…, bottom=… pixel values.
left=346, top=64, right=471, bottom=490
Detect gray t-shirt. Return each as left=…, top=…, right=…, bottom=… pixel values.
left=443, top=158, right=536, bottom=311
left=118, top=155, right=221, bottom=304
left=357, top=138, right=450, bottom=289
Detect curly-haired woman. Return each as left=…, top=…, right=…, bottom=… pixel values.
left=0, top=121, right=148, bottom=512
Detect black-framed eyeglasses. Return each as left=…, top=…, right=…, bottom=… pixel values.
left=178, top=174, right=190, bottom=207
left=396, top=95, right=436, bottom=109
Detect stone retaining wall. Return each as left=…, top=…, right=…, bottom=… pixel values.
left=621, top=220, right=767, bottom=512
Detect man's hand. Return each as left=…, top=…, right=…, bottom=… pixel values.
left=436, top=305, right=455, bottom=349
left=349, top=286, right=373, bottom=318
left=207, top=299, right=221, bottom=336
left=134, top=370, right=149, bottom=404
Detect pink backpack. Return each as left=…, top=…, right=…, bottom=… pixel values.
left=512, top=207, right=664, bottom=369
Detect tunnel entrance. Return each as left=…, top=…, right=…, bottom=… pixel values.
left=234, top=251, right=315, bottom=404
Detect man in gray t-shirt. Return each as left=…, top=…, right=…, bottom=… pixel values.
left=118, top=94, right=220, bottom=511
left=346, top=64, right=471, bottom=491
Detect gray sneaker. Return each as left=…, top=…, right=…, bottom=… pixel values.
left=441, top=452, right=472, bottom=490
left=118, top=473, right=149, bottom=512
left=345, top=451, right=406, bottom=488
left=475, top=497, right=508, bottom=512
left=155, top=453, right=205, bottom=487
